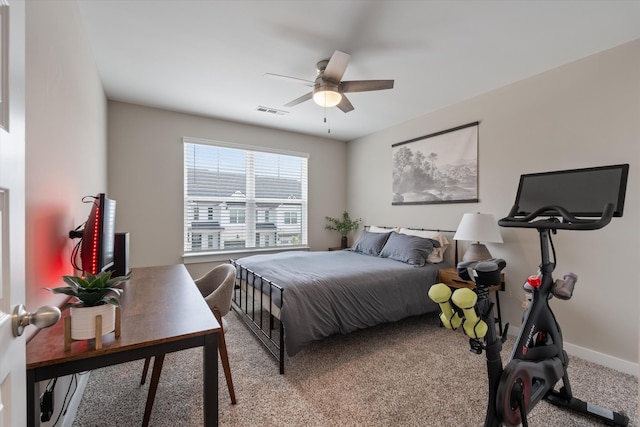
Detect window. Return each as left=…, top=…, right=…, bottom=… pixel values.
left=192, top=234, right=202, bottom=251
left=284, top=211, right=298, bottom=224
left=184, top=138, right=308, bottom=254
left=229, top=209, right=245, bottom=224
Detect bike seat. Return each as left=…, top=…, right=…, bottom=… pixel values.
left=457, top=258, right=506, bottom=286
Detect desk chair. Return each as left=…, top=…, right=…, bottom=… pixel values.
left=140, top=264, right=237, bottom=426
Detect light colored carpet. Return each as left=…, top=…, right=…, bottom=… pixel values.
left=73, top=311, right=637, bottom=426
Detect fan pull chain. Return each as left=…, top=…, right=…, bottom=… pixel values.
left=324, top=106, right=331, bottom=134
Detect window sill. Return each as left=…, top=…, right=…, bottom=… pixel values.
left=182, top=246, right=311, bottom=264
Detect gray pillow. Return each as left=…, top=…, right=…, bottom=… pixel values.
left=351, top=230, right=391, bottom=256
left=379, top=231, right=437, bottom=266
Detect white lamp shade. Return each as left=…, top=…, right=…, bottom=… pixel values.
left=453, top=213, right=503, bottom=243
left=313, top=89, right=342, bottom=107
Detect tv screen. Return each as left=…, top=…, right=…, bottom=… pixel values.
left=80, top=193, right=116, bottom=274
left=512, top=164, right=629, bottom=218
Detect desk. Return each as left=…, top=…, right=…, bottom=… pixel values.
left=26, top=264, right=221, bottom=427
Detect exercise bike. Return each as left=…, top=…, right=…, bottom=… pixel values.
left=429, top=165, right=630, bottom=426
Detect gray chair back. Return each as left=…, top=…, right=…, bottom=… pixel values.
left=194, top=263, right=236, bottom=317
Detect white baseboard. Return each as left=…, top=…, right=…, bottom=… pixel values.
left=60, top=372, right=91, bottom=427
left=563, top=341, right=638, bottom=377
left=39, top=372, right=91, bottom=427
left=506, top=326, right=638, bottom=377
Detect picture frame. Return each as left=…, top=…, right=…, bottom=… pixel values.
left=392, top=122, right=478, bottom=205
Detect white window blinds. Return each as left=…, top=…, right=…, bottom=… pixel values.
left=183, top=138, right=308, bottom=254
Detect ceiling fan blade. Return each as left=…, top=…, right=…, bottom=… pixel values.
left=341, top=80, right=394, bottom=93
left=323, top=50, right=351, bottom=83
left=264, top=73, right=314, bottom=87
left=336, top=95, right=354, bottom=113
left=284, top=92, right=313, bottom=107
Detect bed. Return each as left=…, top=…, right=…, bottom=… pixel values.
left=230, top=227, right=456, bottom=373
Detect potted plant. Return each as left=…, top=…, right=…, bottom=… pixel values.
left=46, top=270, right=130, bottom=340
left=325, top=211, right=362, bottom=249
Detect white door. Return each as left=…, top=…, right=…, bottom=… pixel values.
left=0, top=1, right=27, bottom=426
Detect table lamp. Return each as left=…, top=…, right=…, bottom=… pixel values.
left=453, top=213, right=503, bottom=262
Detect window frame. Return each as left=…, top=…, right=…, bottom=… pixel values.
left=183, top=137, right=309, bottom=260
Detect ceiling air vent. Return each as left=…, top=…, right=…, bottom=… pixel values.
left=257, top=106, right=289, bottom=116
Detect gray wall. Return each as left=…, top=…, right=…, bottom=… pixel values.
left=347, top=40, right=640, bottom=373
left=107, top=102, right=347, bottom=278
left=25, top=1, right=108, bottom=425
left=25, top=1, right=108, bottom=318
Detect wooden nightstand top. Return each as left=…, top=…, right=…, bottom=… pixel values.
left=438, top=267, right=504, bottom=293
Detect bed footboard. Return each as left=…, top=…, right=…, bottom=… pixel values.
left=230, top=259, right=286, bottom=374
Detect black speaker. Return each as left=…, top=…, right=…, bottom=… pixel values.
left=112, top=232, right=130, bottom=276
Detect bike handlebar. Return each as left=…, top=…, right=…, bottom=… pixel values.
left=498, top=203, right=614, bottom=231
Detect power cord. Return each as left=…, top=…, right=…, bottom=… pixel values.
left=50, top=374, right=78, bottom=427
left=68, top=194, right=98, bottom=271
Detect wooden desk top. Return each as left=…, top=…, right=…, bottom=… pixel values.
left=26, top=264, right=221, bottom=369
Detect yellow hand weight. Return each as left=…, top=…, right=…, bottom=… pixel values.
left=428, top=283, right=462, bottom=329
left=451, top=288, right=488, bottom=339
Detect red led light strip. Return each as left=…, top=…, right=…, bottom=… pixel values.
left=90, top=206, right=100, bottom=274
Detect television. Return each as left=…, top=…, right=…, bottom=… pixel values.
left=78, top=193, right=117, bottom=274
left=510, top=164, right=629, bottom=218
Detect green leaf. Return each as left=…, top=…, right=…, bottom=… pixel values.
left=102, top=296, right=120, bottom=307
left=48, top=270, right=130, bottom=307
left=62, top=301, right=85, bottom=310
left=48, top=287, right=79, bottom=297
left=324, top=211, right=362, bottom=236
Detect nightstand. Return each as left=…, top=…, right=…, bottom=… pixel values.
left=438, top=267, right=505, bottom=334
left=328, top=246, right=344, bottom=251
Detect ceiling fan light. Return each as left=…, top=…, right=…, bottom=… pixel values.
left=313, top=89, right=342, bottom=107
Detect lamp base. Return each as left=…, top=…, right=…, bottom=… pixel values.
left=462, top=243, right=492, bottom=262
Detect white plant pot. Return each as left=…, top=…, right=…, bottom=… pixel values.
left=69, top=304, right=116, bottom=340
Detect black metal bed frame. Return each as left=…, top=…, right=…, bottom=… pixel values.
left=229, top=228, right=457, bottom=375
left=229, top=258, right=286, bottom=374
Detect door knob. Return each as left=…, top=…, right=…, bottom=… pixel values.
left=11, top=304, right=61, bottom=337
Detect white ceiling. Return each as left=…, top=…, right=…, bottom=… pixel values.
left=75, top=0, right=640, bottom=142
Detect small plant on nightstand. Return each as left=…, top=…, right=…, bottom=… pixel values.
left=325, top=211, right=362, bottom=249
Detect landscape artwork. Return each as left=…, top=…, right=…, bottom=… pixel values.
left=392, top=122, right=478, bottom=205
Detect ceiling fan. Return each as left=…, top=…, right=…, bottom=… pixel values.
left=265, top=50, right=394, bottom=113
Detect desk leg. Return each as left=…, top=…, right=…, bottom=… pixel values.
left=27, top=370, right=38, bottom=427
left=203, top=333, right=218, bottom=427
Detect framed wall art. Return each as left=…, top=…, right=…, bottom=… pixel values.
left=392, top=121, right=478, bottom=205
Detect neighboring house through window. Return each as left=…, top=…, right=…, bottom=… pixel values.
left=284, top=211, right=298, bottom=224
left=229, top=208, right=245, bottom=224
left=183, top=137, right=308, bottom=254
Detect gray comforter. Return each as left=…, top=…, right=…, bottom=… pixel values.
left=235, top=250, right=441, bottom=356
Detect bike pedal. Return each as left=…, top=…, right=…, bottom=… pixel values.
left=469, top=338, right=484, bottom=354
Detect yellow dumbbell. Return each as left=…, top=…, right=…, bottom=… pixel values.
left=451, top=288, right=488, bottom=339
left=428, top=283, right=463, bottom=329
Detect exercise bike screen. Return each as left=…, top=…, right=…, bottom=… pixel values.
left=513, top=164, right=628, bottom=218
